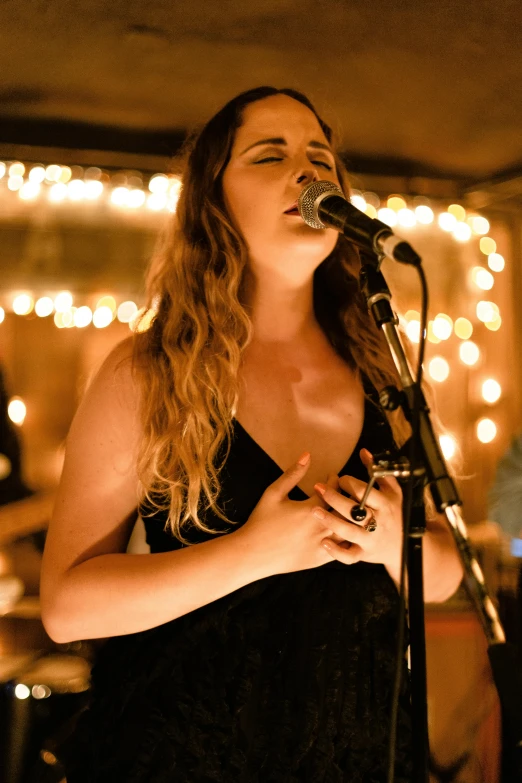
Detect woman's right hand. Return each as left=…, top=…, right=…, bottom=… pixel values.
left=237, top=452, right=336, bottom=576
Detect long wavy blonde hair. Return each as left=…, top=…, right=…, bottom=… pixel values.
left=134, top=86, right=409, bottom=542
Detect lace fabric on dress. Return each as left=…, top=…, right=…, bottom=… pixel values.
left=60, top=390, right=413, bottom=782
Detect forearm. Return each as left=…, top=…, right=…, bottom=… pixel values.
left=386, top=517, right=463, bottom=603
left=42, top=529, right=268, bottom=643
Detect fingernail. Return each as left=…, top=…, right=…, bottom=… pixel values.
left=298, top=451, right=310, bottom=466
left=322, top=540, right=332, bottom=550
left=313, top=507, right=326, bottom=519
left=314, top=483, right=327, bottom=495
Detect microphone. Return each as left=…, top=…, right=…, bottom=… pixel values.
left=297, top=180, right=421, bottom=266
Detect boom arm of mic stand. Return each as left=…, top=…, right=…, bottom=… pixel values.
left=359, top=259, right=522, bottom=778
left=359, top=262, right=505, bottom=642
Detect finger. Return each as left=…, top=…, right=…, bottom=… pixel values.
left=314, top=507, right=369, bottom=544
left=271, top=451, right=313, bottom=500
left=337, top=475, right=384, bottom=510
left=322, top=537, right=363, bottom=565
left=316, top=478, right=384, bottom=521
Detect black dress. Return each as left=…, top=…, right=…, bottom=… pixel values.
left=60, top=395, right=412, bottom=782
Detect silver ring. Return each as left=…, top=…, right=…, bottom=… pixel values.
left=363, top=516, right=377, bottom=533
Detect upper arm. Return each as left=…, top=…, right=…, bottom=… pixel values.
left=41, top=338, right=144, bottom=602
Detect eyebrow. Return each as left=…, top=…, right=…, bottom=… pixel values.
left=239, top=137, right=333, bottom=156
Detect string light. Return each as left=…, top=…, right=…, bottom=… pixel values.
left=432, top=314, right=453, bottom=341
left=439, top=434, right=457, bottom=460
left=35, top=297, right=54, bottom=317
left=476, top=418, right=497, bottom=443
left=476, top=301, right=499, bottom=323
left=454, top=318, right=473, bottom=339
left=482, top=379, right=501, bottom=404
left=12, top=294, right=34, bottom=315
left=377, top=208, right=397, bottom=227
left=54, top=292, right=73, bottom=312
left=8, top=397, right=27, bottom=426
left=471, top=267, right=494, bottom=291
left=428, top=357, right=450, bottom=382
left=459, top=341, right=480, bottom=366
left=488, top=253, right=505, bottom=272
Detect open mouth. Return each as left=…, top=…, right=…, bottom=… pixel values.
left=284, top=204, right=300, bottom=215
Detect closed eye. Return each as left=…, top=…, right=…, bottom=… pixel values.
left=255, top=157, right=333, bottom=171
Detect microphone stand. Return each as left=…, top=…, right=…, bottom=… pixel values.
left=358, top=257, right=522, bottom=783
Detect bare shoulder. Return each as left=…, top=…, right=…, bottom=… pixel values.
left=42, top=337, right=147, bottom=584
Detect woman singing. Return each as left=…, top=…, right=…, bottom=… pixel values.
left=41, top=86, right=463, bottom=781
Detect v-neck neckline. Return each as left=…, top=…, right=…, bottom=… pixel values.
left=232, top=413, right=367, bottom=500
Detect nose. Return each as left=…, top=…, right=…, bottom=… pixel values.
left=295, top=167, right=320, bottom=185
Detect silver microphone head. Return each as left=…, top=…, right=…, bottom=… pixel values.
left=297, top=180, right=345, bottom=229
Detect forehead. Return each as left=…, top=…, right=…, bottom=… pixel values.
left=233, top=94, right=329, bottom=150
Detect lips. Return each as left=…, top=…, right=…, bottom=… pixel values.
left=284, top=202, right=299, bottom=214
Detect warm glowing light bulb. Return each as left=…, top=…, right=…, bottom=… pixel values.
left=8, top=176, right=24, bottom=191
left=427, top=321, right=441, bottom=344
left=432, top=314, right=453, bottom=341
left=0, top=162, right=6, bottom=179
left=117, top=301, right=138, bottom=323
left=35, top=297, right=54, bottom=317
left=472, top=267, right=494, bottom=290
left=488, top=253, right=505, bottom=272
left=414, top=206, right=434, bottom=224
left=470, top=216, right=490, bottom=235
left=9, top=162, right=25, bottom=178
left=454, top=317, right=473, bottom=339
left=397, top=208, right=416, bottom=227
left=453, top=222, right=472, bottom=242
left=93, top=306, right=113, bottom=328
left=364, top=204, right=377, bottom=218
left=438, top=212, right=457, bottom=232
left=459, top=341, right=480, bottom=366
left=428, top=357, right=450, bottom=382
left=350, top=194, right=367, bottom=211
left=406, top=320, right=421, bottom=343
left=482, top=379, right=501, bottom=404
left=28, top=166, right=46, bottom=183
left=387, top=196, right=407, bottom=211
left=12, top=294, right=34, bottom=315
left=447, top=204, right=466, bottom=222
left=58, top=166, right=72, bottom=184
left=96, top=295, right=117, bottom=313
left=377, top=208, right=397, bottom=227
left=48, top=183, right=67, bottom=202
left=485, top=315, right=502, bottom=331
left=476, top=418, right=497, bottom=443
left=19, top=182, right=41, bottom=200
left=67, top=179, right=86, bottom=200
left=45, top=165, right=62, bottom=182
left=147, top=193, right=167, bottom=211
left=85, top=180, right=104, bottom=199
left=0, top=307, right=5, bottom=324
left=480, top=237, right=496, bottom=255
left=149, top=175, right=170, bottom=193
left=127, top=189, right=146, bottom=208
left=110, top=187, right=129, bottom=206
left=439, top=434, right=457, bottom=460
left=14, top=684, right=30, bottom=700
left=54, top=291, right=73, bottom=312
left=8, top=397, right=26, bottom=425
left=73, top=306, right=93, bottom=328
left=476, top=301, right=499, bottom=322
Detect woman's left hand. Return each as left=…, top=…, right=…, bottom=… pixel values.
left=313, top=448, right=403, bottom=571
